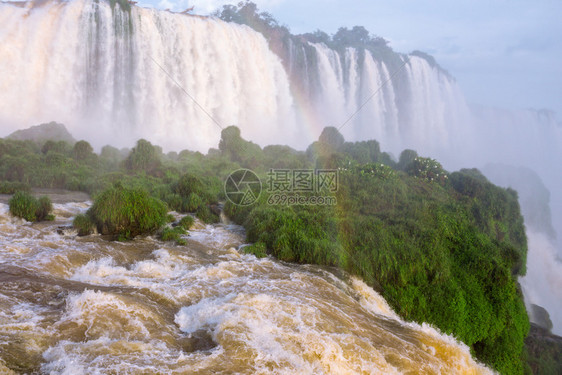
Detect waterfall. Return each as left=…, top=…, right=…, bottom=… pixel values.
left=0, top=0, right=473, bottom=156
left=0, top=0, right=298, bottom=151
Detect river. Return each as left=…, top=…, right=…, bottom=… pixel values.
left=0, top=201, right=492, bottom=374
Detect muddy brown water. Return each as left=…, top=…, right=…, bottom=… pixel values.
left=0, top=201, right=493, bottom=374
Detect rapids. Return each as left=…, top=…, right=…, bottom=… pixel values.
left=0, top=202, right=493, bottom=374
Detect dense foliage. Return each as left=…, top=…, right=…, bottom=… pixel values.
left=73, top=213, right=95, bottom=236
left=224, top=127, right=530, bottom=374
left=86, top=185, right=168, bottom=240
left=0, top=135, right=222, bottom=224
left=8, top=191, right=53, bottom=222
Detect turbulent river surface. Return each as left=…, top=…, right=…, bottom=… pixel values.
left=0, top=201, right=492, bottom=374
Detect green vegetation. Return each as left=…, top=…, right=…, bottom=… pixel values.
left=0, top=135, right=222, bottom=224
left=9, top=191, right=39, bottom=222
left=224, top=127, right=530, bottom=374
left=213, top=1, right=434, bottom=88
left=87, top=184, right=167, bottom=240
left=159, top=216, right=194, bottom=245
left=124, top=139, right=162, bottom=175
left=242, top=242, right=268, bottom=258
left=8, top=191, right=54, bottom=222
left=214, top=2, right=389, bottom=55
left=2, top=123, right=537, bottom=373
left=160, top=226, right=187, bottom=245
left=178, top=215, right=195, bottom=230
left=0, top=181, right=30, bottom=194
left=73, top=213, right=95, bottom=236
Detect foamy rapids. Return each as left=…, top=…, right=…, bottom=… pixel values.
left=0, top=202, right=493, bottom=374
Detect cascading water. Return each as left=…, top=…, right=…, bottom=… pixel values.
left=0, top=0, right=473, bottom=156
left=0, top=0, right=298, bottom=151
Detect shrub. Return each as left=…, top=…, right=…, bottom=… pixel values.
left=0, top=181, right=30, bottom=194
left=218, top=126, right=263, bottom=167
left=124, top=139, right=161, bottom=175
left=195, top=205, right=219, bottom=224
left=9, top=191, right=38, bottom=221
left=243, top=242, right=268, bottom=258
left=160, top=226, right=187, bottom=245
left=397, top=149, right=418, bottom=170
left=182, top=193, right=203, bottom=212
left=406, top=156, right=448, bottom=184
left=175, top=174, right=208, bottom=201
left=9, top=191, right=54, bottom=222
left=73, top=213, right=95, bottom=236
left=36, top=196, right=54, bottom=221
left=178, top=215, right=194, bottom=230
left=87, top=185, right=167, bottom=240
left=163, top=193, right=183, bottom=212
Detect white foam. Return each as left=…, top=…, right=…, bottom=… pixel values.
left=52, top=201, right=91, bottom=221
left=41, top=337, right=194, bottom=375
left=57, top=290, right=164, bottom=341
left=350, top=277, right=400, bottom=320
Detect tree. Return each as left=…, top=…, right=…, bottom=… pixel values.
left=73, top=140, right=94, bottom=160
left=214, top=1, right=288, bottom=36
left=341, top=140, right=381, bottom=164
left=124, top=139, right=161, bottom=175
left=101, top=145, right=122, bottom=161
left=41, top=140, right=71, bottom=155
left=318, top=126, right=345, bottom=150
left=398, top=149, right=418, bottom=171
left=218, top=126, right=262, bottom=167
left=332, top=26, right=388, bottom=50
left=1, top=156, right=26, bottom=182
left=301, top=30, right=331, bottom=45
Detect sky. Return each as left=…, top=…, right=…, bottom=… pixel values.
left=140, top=0, right=562, bottom=117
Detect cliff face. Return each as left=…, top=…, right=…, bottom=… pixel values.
left=525, top=324, right=562, bottom=374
